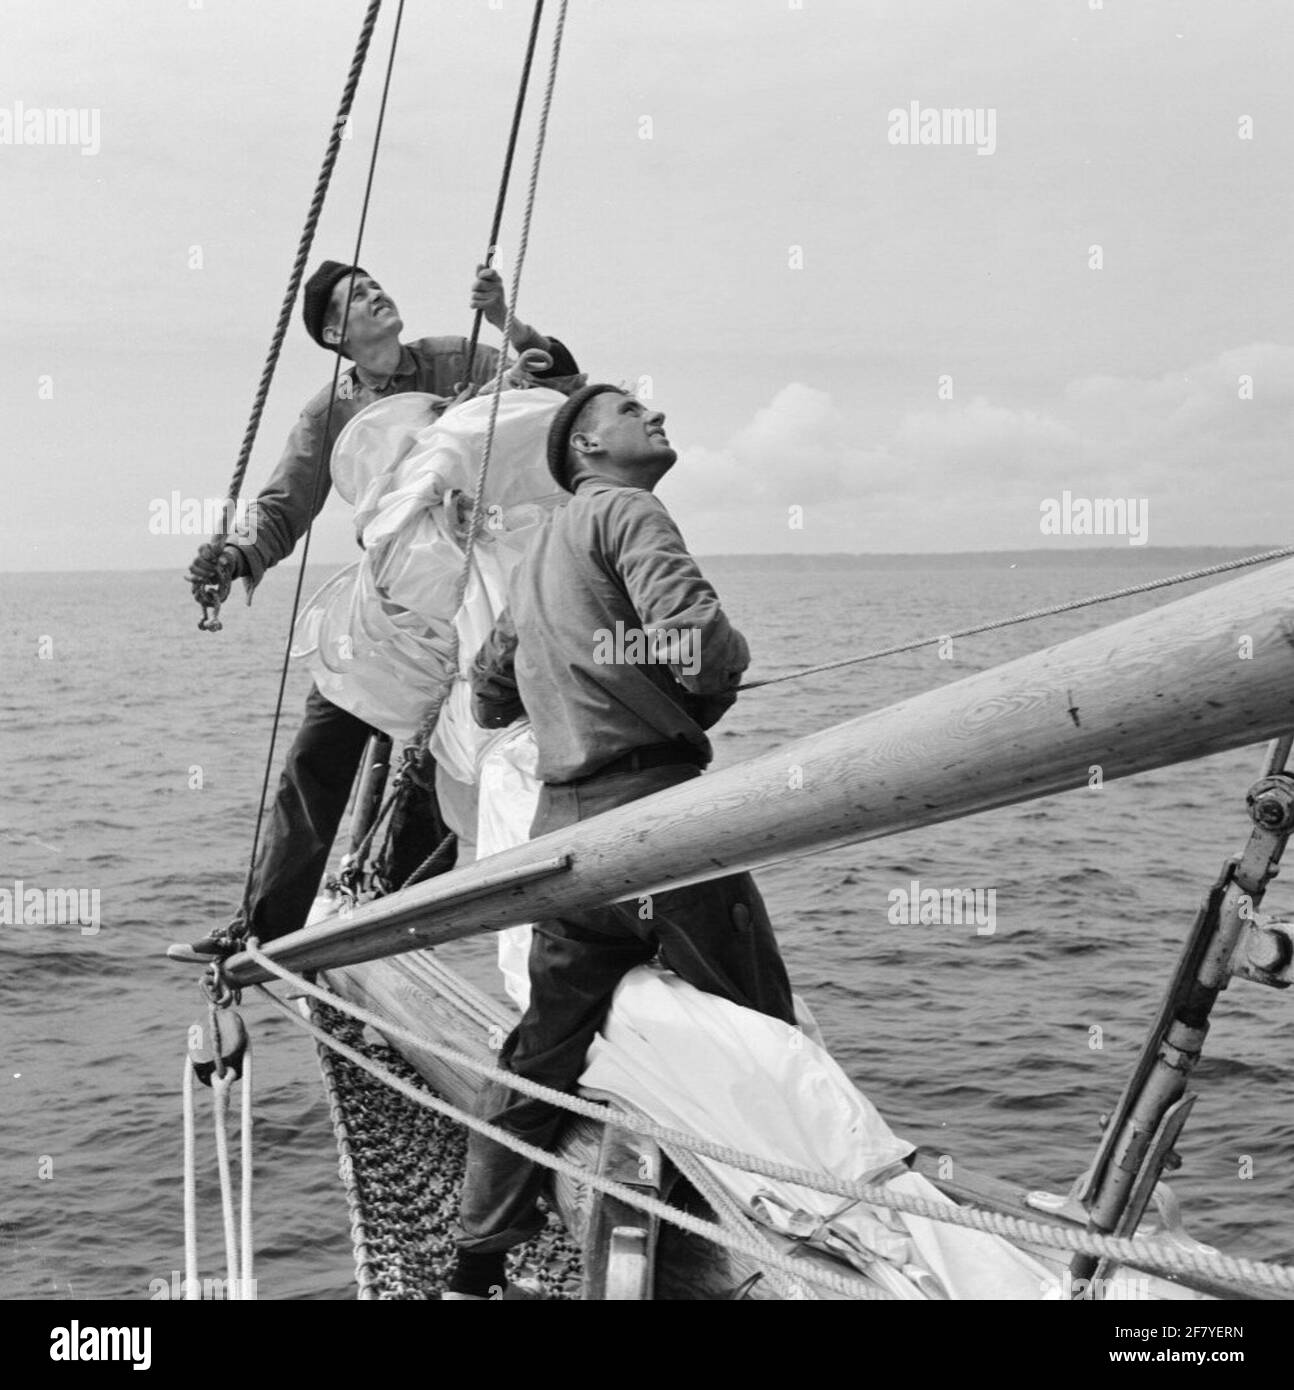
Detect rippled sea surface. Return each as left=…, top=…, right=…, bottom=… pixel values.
left=3, top=549, right=1292, bottom=1301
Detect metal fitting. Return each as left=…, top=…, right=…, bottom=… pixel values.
left=1246, top=774, right=1294, bottom=832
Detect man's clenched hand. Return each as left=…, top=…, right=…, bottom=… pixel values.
left=186, top=541, right=244, bottom=603
left=471, top=265, right=508, bottom=331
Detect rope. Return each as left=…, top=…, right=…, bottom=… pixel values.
left=207, top=0, right=384, bottom=545
left=180, top=1031, right=255, bottom=1300
left=343, top=783, right=402, bottom=883
left=245, top=943, right=1294, bottom=1296
left=463, top=0, right=547, bottom=383
left=307, top=998, right=382, bottom=1299
left=181, top=1059, right=199, bottom=1301
left=664, top=1139, right=814, bottom=1301
left=740, top=544, right=1294, bottom=691
left=403, top=0, right=571, bottom=775
left=211, top=1075, right=239, bottom=1288
left=418, top=955, right=510, bottom=1037
left=255, top=983, right=895, bottom=1300
left=459, top=0, right=569, bottom=600
left=398, top=830, right=459, bottom=891
left=239, top=1045, right=255, bottom=1299
left=235, top=0, right=408, bottom=938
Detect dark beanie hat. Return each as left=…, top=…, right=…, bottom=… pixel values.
left=302, top=260, right=367, bottom=350
left=546, top=383, right=625, bottom=492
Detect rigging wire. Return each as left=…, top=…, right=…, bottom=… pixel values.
left=740, top=544, right=1294, bottom=691
left=462, top=0, right=548, bottom=385
left=194, top=0, right=386, bottom=629
left=402, top=0, right=572, bottom=773
left=237, top=0, right=408, bottom=931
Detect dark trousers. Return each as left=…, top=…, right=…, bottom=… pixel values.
left=237, top=683, right=446, bottom=943
left=456, top=762, right=796, bottom=1253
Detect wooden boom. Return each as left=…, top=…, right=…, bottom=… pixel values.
left=223, top=554, right=1294, bottom=987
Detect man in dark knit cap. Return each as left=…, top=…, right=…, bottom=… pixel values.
left=172, top=263, right=580, bottom=962
left=444, top=384, right=796, bottom=1299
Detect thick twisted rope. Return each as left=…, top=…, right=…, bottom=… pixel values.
left=210, top=0, right=385, bottom=543
left=181, top=1060, right=199, bottom=1300
left=245, top=944, right=1294, bottom=1295
left=257, top=982, right=895, bottom=1300
left=663, top=1138, right=814, bottom=1301
left=741, top=544, right=1294, bottom=691
left=236, top=0, right=407, bottom=934
left=458, top=0, right=570, bottom=597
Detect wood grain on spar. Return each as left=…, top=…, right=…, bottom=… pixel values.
left=223, top=556, right=1294, bottom=987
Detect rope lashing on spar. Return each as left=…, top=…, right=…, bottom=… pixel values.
left=245, top=942, right=1294, bottom=1299
left=193, top=0, right=387, bottom=633
left=232, top=0, right=409, bottom=945
left=739, top=544, right=1294, bottom=692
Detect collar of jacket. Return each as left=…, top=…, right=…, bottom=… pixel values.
left=351, top=344, right=416, bottom=394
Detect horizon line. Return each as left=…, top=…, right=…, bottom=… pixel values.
left=0, top=541, right=1283, bottom=578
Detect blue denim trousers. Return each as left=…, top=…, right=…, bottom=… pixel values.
left=455, top=761, right=796, bottom=1253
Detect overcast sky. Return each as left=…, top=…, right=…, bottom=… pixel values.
left=4, top=0, right=1291, bottom=570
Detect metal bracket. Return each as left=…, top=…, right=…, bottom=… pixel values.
left=1112, top=1093, right=1195, bottom=1243
left=604, top=1228, right=651, bottom=1301
left=1068, top=742, right=1294, bottom=1291
left=582, top=1128, right=662, bottom=1301
left=1230, top=915, right=1294, bottom=988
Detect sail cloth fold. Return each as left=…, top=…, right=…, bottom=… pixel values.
left=291, top=389, right=568, bottom=749
left=297, top=392, right=1057, bottom=1298
left=476, top=725, right=1055, bottom=1299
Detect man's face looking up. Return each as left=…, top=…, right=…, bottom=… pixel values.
left=572, top=392, right=677, bottom=474
left=324, top=273, right=403, bottom=356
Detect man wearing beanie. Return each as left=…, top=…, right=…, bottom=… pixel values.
left=444, top=385, right=797, bottom=1299
left=172, top=264, right=580, bottom=962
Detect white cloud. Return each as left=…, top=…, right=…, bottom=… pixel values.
left=669, top=343, right=1294, bottom=552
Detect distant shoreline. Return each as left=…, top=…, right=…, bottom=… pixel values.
left=0, top=543, right=1285, bottom=578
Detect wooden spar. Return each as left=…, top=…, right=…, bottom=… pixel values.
left=223, top=554, right=1294, bottom=987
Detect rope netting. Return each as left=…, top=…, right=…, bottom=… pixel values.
left=184, top=0, right=1294, bottom=1305
left=245, top=942, right=1294, bottom=1299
